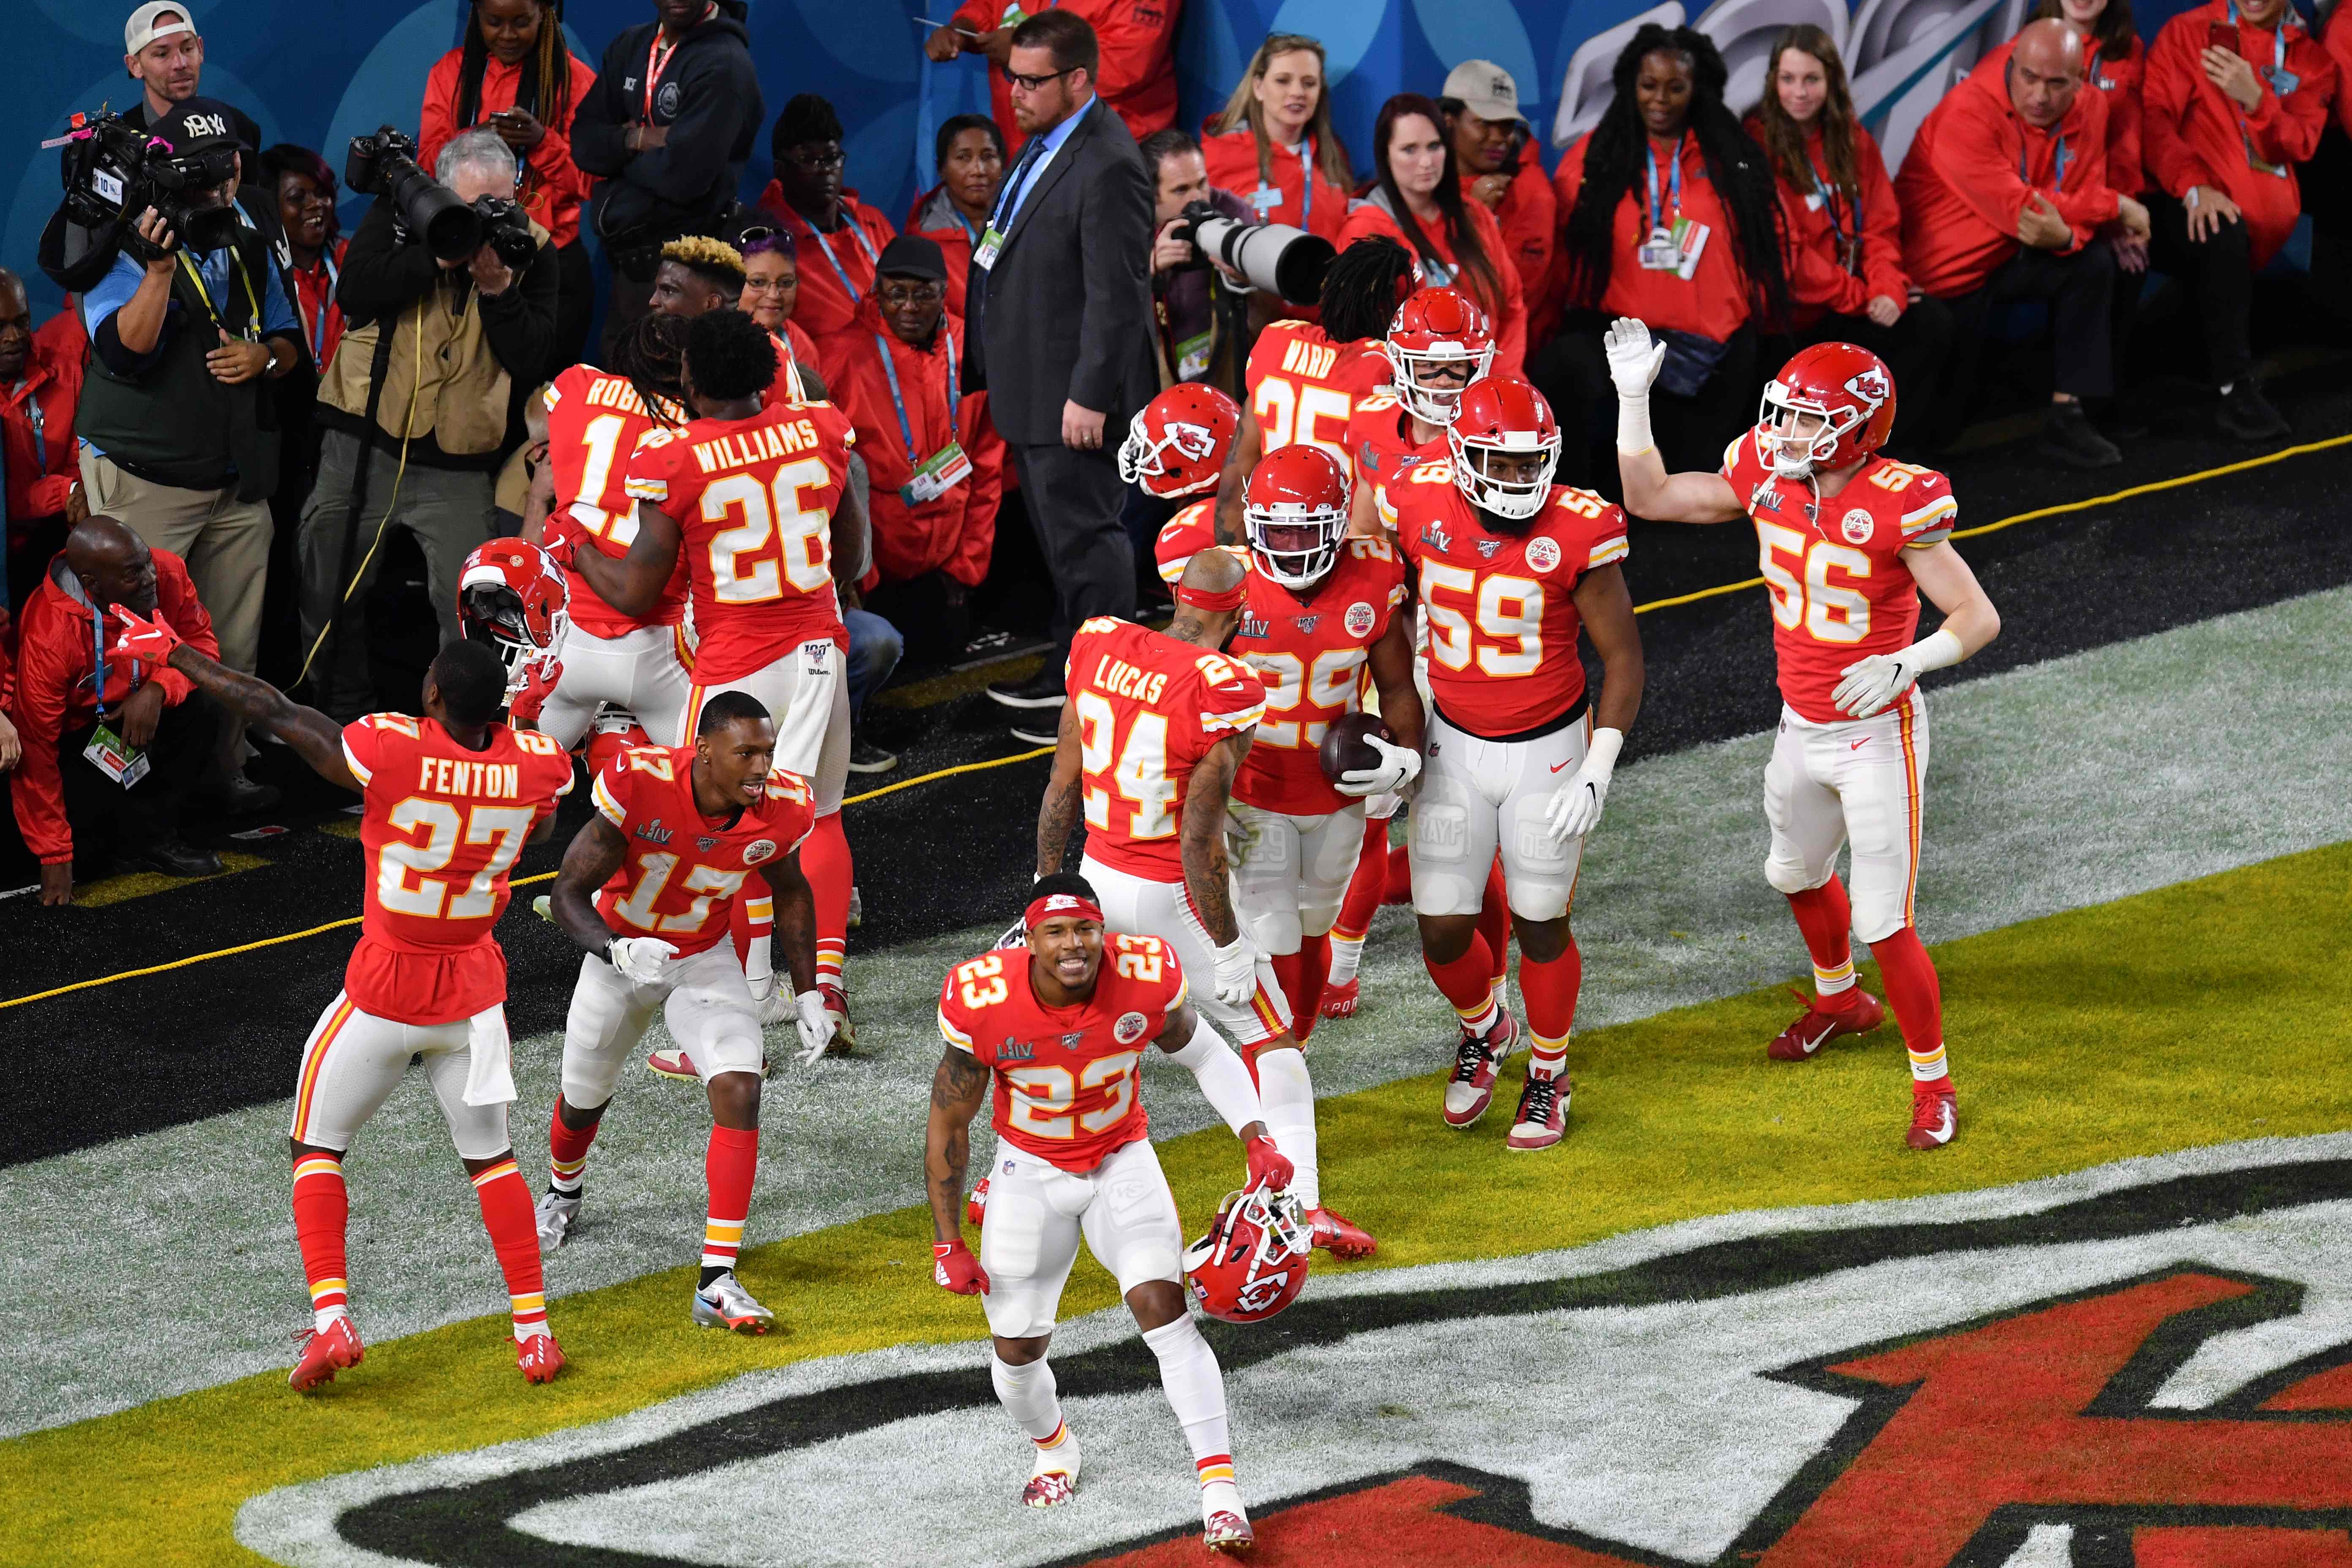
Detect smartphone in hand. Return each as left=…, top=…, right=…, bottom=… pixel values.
left=2206, top=18, right=2239, bottom=54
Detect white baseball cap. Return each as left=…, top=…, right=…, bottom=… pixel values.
left=1440, top=60, right=1525, bottom=126
left=125, top=2, right=196, bottom=55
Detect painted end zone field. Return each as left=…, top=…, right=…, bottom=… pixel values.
left=7, top=842, right=2351, bottom=1566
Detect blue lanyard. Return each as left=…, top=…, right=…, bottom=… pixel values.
left=1644, top=136, right=1685, bottom=232
left=798, top=213, right=881, bottom=305
left=1807, top=153, right=1848, bottom=248
left=302, top=253, right=339, bottom=364
left=14, top=383, right=45, bottom=471
left=874, top=328, right=959, bottom=460
left=1296, top=139, right=1313, bottom=222
left=2225, top=1, right=2290, bottom=81
left=2023, top=132, right=2071, bottom=185
left=91, top=612, right=139, bottom=723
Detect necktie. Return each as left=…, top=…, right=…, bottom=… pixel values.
left=996, top=129, right=1052, bottom=230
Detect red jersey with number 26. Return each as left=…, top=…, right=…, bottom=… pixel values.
left=1228, top=539, right=1407, bottom=815
left=589, top=745, right=817, bottom=957
left=339, top=714, right=576, bottom=1024
left=1381, top=460, right=1631, bottom=738
left=1067, top=616, right=1266, bottom=881
left=1720, top=430, right=1957, bottom=725
left=541, top=367, right=689, bottom=636
left=937, top=934, right=1189, bottom=1171
left=624, top=400, right=857, bottom=683
left=1245, top=320, right=1388, bottom=470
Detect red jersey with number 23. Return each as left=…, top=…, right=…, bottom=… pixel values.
left=937, top=933, right=1189, bottom=1171
left=1067, top=616, right=1266, bottom=881
left=542, top=367, right=690, bottom=636
left=1381, top=460, right=1631, bottom=737
left=624, top=400, right=857, bottom=683
left=1228, top=539, right=1407, bottom=815
left=1246, top=320, right=1388, bottom=468
left=590, top=745, right=816, bottom=957
left=340, top=713, right=576, bottom=1024
left=1720, top=430, right=1957, bottom=725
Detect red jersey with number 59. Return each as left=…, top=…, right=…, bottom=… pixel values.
left=936, top=934, right=1189, bottom=1171
left=1067, top=616, right=1266, bottom=881
left=1720, top=430, right=1956, bottom=725
left=624, top=400, right=857, bottom=683
left=1381, top=458, right=1631, bottom=738
left=1245, top=320, right=1388, bottom=470
left=542, top=367, right=690, bottom=636
left=339, top=713, right=576, bottom=1024
left=1228, top=539, right=1407, bottom=815
left=589, top=745, right=816, bottom=957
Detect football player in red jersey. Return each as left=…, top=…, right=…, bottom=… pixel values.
left=1611, top=322, right=2001, bottom=1150
left=926, top=875, right=1293, bottom=1552
left=534, top=690, right=826, bottom=1330
left=1378, top=376, right=1646, bottom=1152
left=563, top=310, right=863, bottom=1051
left=1122, top=381, right=1239, bottom=593
left=105, top=621, right=576, bottom=1389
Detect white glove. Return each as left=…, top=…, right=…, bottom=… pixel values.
left=1832, top=629, right=1963, bottom=718
left=1604, top=317, right=1666, bottom=455
left=1336, top=734, right=1421, bottom=798
left=607, top=935, right=677, bottom=984
left=1210, top=935, right=1258, bottom=1007
left=1542, top=727, right=1625, bottom=845
left=793, top=988, right=836, bottom=1065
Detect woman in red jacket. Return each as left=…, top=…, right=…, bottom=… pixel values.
left=1539, top=25, right=1790, bottom=488
left=1748, top=26, right=1952, bottom=448
left=1337, top=93, right=1527, bottom=374
left=904, top=114, right=1005, bottom=321
left=419, top=0, right=598, bottom=370
left=1200, top=34, right=1355, bottom=243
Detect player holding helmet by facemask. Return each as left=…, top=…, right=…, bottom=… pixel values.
left=1609, top=318, right=2001, bottom=1151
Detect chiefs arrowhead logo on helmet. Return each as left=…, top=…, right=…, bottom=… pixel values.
left=1845, top=367, right=1891, bottom=406
left=1184, top=1176, right=1313, bottom=1323
left=1119, top=383, right=1241, bottom=499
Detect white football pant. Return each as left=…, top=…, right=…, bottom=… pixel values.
left=536, top=622, right=694, bottom=751
left=1225, top=800, right=1364, bottom=956
left=1764, top=695, right=1930, bottom=945
left=688, top=638, right=851, bottom=815
left=977, top=1138, right=1186, bottom=1340
left=559, top=942, right=766, bottom=1109
left=1410, top=708, right=1591, bottom=921
left=1079, top=856, right=1293, bottom=1048
left=288, top=992, right=510, bottom=1160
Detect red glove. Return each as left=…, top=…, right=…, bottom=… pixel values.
left=933, top=1239, right=990, bottom=1295
left=1245, top=1134, right=1294, bottom=1192
left=110, top=607, right=184, bottom=664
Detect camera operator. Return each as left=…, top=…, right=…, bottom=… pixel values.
left=117, top=5, right=278, bottom=245
left=297, top=127, right=557, bottom=720
left=75, top=98, right=299, bottom=810
left=1141, top=128, right=1263, bottom=394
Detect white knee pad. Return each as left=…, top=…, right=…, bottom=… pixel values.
left=1238, top=904, right=1304, bottom=958
left=1764, top=849, right=1836, bottom=897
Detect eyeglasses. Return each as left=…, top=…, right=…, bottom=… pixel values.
left=781, top=146, right=845, bottom=171
left=1001, top=63, right=1077, bottom=92
left=877, top=280, right=947, bottom=305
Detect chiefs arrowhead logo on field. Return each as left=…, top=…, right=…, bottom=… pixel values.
left=1845, top=368, right=1890, bottom=407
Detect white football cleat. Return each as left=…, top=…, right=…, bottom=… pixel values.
left=693, top=1271, right=776, bottom=1333
left=750, top=976, right=792, bottom=1029
left=535, top=1189, right=580, bottom=1250
left=1021, top=1433, right=1081, bottom=1507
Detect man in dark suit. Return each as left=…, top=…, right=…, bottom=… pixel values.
left=963, top=11, right=1154, bottom=729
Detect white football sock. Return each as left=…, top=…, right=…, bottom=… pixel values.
left=1142, top=1316, right=1230, bottom=1470
left=989, top=1351, right=1066, bottom=1445
left=313, top=1303, right=349, bottom=1334
left=1326, top=933, right=1364, bottom=987
left=741, top=933, right=773, bottom=991
left=1254, top=1046, right=1320, bottom=1210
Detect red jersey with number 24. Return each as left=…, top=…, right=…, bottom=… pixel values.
left=1228, top=539, right=1407, bottom=815
left=542, top=367, right=690, bottom=635
left=937, top=934, right=1189, bottom=1171
left=624, top=400, right=857, bottom=683
left=1381, top=460, right=1631, bottom=738
left=1245, top=320, right=1388, bottom=469
left=1066, top=616, right=1266, bottom=881
left=339, top=713, right=576, bottom=1024
left=590, top=745, right=816, bottom=957
left=1720, top=430, right=1957, bottom=726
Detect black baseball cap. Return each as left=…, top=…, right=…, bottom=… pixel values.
left=150, top=97, right=242, bottom=156
left=876, top=234, right=947, bottom=283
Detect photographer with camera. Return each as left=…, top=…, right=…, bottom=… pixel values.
left=297, top=126, right=557, bottom=720
left=75, top=98, right=299, bottom=811
left=1141, top=129, right=1263, bottom=394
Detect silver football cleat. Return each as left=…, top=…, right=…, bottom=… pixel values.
left=693, top=1270, right=775, bottom=1333
left=535, top=1190, right=580, bottom=1250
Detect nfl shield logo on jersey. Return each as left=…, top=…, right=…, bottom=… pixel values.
left=1841, top=508, right=1876, bottom=544
left=743, top=839, right=778, bottom=866
left=1345, top=601, right=1376, bottom=637
left=1113, top=1011, right=1150, bottom=1045
left=1525, top=537, right=1562, bottom=574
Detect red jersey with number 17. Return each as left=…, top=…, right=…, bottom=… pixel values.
left=589, top=745, right=817, bottom=957
left=339, top=713, right=575, bottom=1024
left=1227, top=539, right=1407, bottom=815
left=1720, top=430, right=1956, bottom=726
left=1245, top=320, right=1388, bottom=469
left=541, top=367, right=690, bottom=636
left=936, top=933, right=1188, bottom=1171
left=1066, top=616, right=1266, bottom=881
left=1380, top=458, right=1631, bottom=738
left=624, top=400, right=857, bottom=683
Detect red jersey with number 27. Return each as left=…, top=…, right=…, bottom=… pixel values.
left=590, top=745, right=816, bottom=957
left=1245, top=320, right=1388, bottom=469
left=1067, top=616, right=1266, bottom=881
left=542, top=366, right=689, bottom=636
left=339, top=714, right=575, bottom=1024
left=1720, top=430, right=1956, bottom=725
left=624, top=400, right=857, bottom=683
left=937, top=934, right=1188, bottom=1171
left=1381, top=459, right=1631, bottom=738
left=1228, top=539, right=1407, bottom=815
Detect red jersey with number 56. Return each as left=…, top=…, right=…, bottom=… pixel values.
left=1381, top=458, right=1631, bottom=738
left=1245, top=320, right=1388, bottom=470
left=1067, top=616, right=1266, bottom=881
left=937, top=934, right=1189, bottom=1171
left=624, top=400, right=857, bottom=683
left=542, top=367, right=690, bottom=636
left=589, top=745, right=816, bottom=957
left=1228, top=539, right=1408, bottom=815
left=1720, top=430, right=1956, bottom=725
left=339, top=713, right=576, bottom=1024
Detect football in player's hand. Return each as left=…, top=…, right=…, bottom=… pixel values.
left=1320, top=712, right=1394, bottom=785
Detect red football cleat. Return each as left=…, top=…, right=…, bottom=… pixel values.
left=1906, top=1089, right=1958, bottom=1151
left=1021, top=1470, right=1077, bottom=1508
left=1204, top=1508, right=1256, bottom=1552
left=514, top=1330, right=566, bottom=1383
left=966, top=1176, right=990, bottom=1229
left=1318, top=975, right=1360, bottom=1018
left=1381, top=842, right=1413, bottom=905
left=646, top=1048, right=697, bottom=1081
left=288, top=1315, right=364, bottom=1392
left=1443, top=1010, right=1519, bottom=1127
left=1767, top=988, right=1887, bottom=1062
left=1505, top=1070, right=1571, bottom=1152
left=1306, top=1205, right=1377, bottom=1259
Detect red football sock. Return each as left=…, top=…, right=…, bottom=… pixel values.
left=1277, top=933, right=1332, bottom=1045
left=1424, top=935, right=1499, bottom=1033
left=730, top=871, right=775, bottom=986
left=1518, top=939, right=1582, bottom=1077
left=702, top=1125, right=760, bottom=1273
left=1870, top=926, right=1950, bottom=1092
left=1476, top=858, right=1512, bottom=994
left=803, top=810, right=854, bottom=993
left=471, top=1158, right=549, bottom=1335
left=547, top=1102, right=598, bottom=1196
left=1332, top=814, right=1388, bottom=945
left=292, top=1152, right=349, bottom=1325
left=1786, top=877, right=1860, bottom=1010
left=1382, top=838, right=1413, bottom=904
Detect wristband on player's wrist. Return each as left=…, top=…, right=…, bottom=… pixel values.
left=1615, top=395, right=1655, bottom=457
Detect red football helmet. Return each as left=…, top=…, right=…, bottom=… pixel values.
left=1759, top=342, right=1896, bottom=479
left=457, top=538, right=569, bottom=694
left=1119, top=383, right=1240, bottom=499
left=1183, top=1176, right=1313, bottom=1324
left=581, top=705, right=655, bottom=775
left=1384, top=286, right=1495, bottom=426
left=1448, top=376, right=1560, bottom=522
left=1243, top=444, right=1350, bottom=588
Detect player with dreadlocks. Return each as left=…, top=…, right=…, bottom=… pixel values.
left=1535, top=24, right=1791, bottom=486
